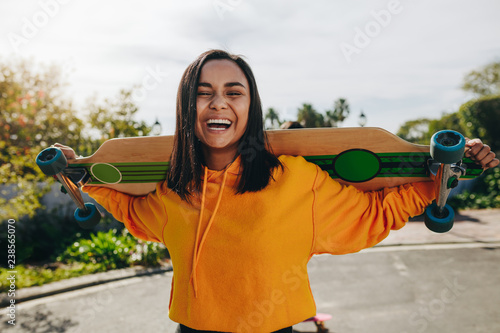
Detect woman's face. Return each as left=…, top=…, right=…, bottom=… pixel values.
left=195, top=59, right=250, bottom=161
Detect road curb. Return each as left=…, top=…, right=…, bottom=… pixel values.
left=0, top=264, right=172, bottom=307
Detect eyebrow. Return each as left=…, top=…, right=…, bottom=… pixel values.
left=198, top=82, right=247, bottom=89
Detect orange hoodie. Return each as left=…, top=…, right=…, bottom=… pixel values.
left=83, top=155, right=435, bottom=332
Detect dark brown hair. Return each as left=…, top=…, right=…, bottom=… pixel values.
left=167, top=50, right=282, bottom=201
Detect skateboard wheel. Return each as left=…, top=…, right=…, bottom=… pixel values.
left=36, top=147, right=67, bottom=176
left=430, top=130, right=465, bottom=164
left=424, top=202, right=454, bottom=233
left=74, top=203, right=101, bottom=229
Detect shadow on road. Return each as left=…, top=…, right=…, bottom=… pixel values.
left=293, top=329, right=335, bottom=333
left=454, top=212, right=481, bottom=223
left=2, top=309, right=78, bottom=333
left=409, top=211, right=482, bottom=223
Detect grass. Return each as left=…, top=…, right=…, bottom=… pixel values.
left=0, top=262, right=106, bottom=293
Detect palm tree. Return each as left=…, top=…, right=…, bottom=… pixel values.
left=297, top=103, right=325, bottom=128
left=326, top=98, right=350, bottom=127
left=264, top=107, right=282, bottom=129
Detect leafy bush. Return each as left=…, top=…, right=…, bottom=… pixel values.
left=57, top=229, right=168, bottom=271
left=450, top=167, right=500, bottom=209
left=130, top=239, right=169, bottom=267
left=57, top=229, right=135, bottom=270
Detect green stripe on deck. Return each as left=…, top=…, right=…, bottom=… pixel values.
left=71, top=162, right=169, bottom=185
left=69, top=153, right=481, bottom=185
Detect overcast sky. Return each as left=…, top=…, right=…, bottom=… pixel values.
left=1, top=0, right=499, bottom=135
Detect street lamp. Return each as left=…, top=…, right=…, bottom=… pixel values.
left=152, top=118, right=162, bottom=136
left=358, top=111, right=367, bottom=127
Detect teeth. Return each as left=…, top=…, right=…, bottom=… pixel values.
left=207, top=119, right=232, bottom=125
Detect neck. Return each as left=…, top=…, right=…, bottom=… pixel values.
left=202, top=147, right=238, bottom=171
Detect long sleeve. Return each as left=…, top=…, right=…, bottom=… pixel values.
left=310, top=163, right=436, bottom=255
left=82, top=183, right=168, bottom=242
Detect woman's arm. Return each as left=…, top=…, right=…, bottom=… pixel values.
left=311, top=138, right=498, bottom=255
left=54, top=143, right=168, bottom=242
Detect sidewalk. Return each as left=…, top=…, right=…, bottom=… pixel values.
left=379, top=208, right=500, bottom=246
left=2, top=209, right=500, bottom=307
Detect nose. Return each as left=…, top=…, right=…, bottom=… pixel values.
left=209, top=93, right=227, bottom=110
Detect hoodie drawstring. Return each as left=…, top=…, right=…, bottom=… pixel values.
left=190, top=166, right=229, bottom=298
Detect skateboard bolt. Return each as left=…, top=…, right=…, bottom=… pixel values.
left=448, top=176, right=459, bottom=189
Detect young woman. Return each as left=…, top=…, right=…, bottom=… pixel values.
left=56, top=50, right=498, bottom=333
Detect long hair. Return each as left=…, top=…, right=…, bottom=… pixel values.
left=167, top=50, right=282, bottom=201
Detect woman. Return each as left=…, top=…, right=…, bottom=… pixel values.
left=56, top=50, right=498, bottom=333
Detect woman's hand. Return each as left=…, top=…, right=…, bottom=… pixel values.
left=465, top=138, right=499, bottom=169
left=52, top=143, right=79, bottom=160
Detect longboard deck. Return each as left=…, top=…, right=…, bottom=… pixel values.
left=69, top=127, right=483, bottom=195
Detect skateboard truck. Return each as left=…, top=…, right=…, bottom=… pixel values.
left=424, top=130, right=467, bottom=233
left=36, top=147, right=101, bottom=229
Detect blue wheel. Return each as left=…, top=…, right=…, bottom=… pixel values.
left=36, top=147, right=67, bottom=176
left=74, top=203, right=101, bottom=229
left=424, top=202, right=454, bottom=233
left=430, top=130, right=465, bottom=164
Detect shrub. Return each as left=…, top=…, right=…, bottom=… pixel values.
left=57, top=229, right=168, bottom=271
left=130, top=239, right=169, bottom=267
left=450, top=167, right=500, bottom=209
left=57, top=229, right=135, bottom=270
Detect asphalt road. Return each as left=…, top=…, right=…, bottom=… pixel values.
left=3, top=244, right=500, bottom=333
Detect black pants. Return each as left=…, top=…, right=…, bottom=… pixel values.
left=176, top=324, right=293, bottom=333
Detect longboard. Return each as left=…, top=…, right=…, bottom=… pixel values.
left=37, top=127, right=482, bottom=231
left=66, top=127, right=482, bottom=195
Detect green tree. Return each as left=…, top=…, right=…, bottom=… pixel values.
left=0, top=60, right=157, bottom=268
left=264, top=107, right=282, bottom=129
left=428, top=112, right=466, bottom=136
left=458, top=95, right=500, bottom=153
left=0, top=60, right=85, bottom=149
left=397, top=113, right=467, bottom=145
left=0, top=60, right=86, bottom=220
left=462, top=62, right=500, bottom=97
left=0, top=61, right=152, bottom=221
left=326, top=98, right=350, bottom=127
left=297, top=103, right=325, bottom=128
left=396, top=118, right=432, bottom=144
left=87, top=90, right=152, bottom=140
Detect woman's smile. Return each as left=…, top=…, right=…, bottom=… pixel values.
left=195, top=59, right=251, bottom=169
left=206, top=118, right=233, bottom=131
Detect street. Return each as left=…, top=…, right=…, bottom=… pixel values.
left=3, top=244, right=500, bottom=333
